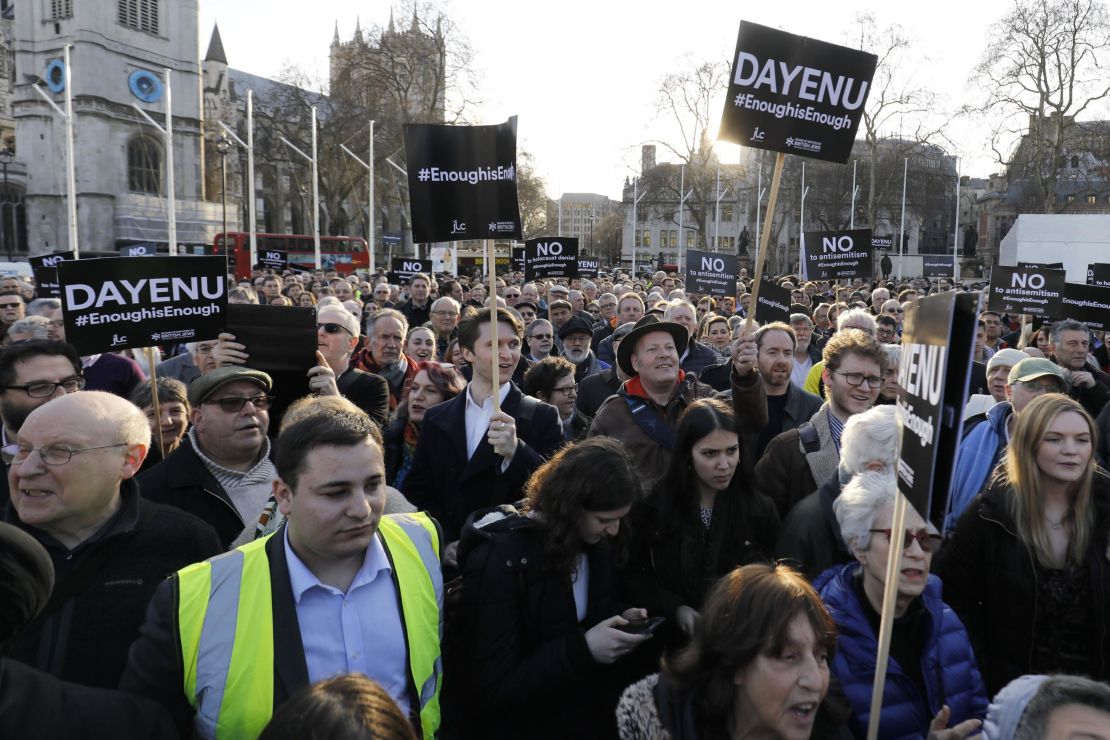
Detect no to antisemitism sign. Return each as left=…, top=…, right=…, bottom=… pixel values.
left=58, top=256, right=227, bottom=356
left=718, top=21, right=877, bottom=163
left=259, top=248, right=288, bottom=271
left=987, top=264, right=1065, bottom=317
left=685, top=249, right=737, bottom=298
left=802, top=228, right=873, bottom=280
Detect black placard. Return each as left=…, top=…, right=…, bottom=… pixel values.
left=389, top=257, right=432, bottom=285
left=259, top=248, right=288, bottom=271
left=1087, top=263, right=1110, bottom=287
left=872, top=236, right=893, bottom=251
left=922, top=255, right=954, bottom=278
left=511, top=246, right=526, bottom=272
left=718, top=21, right=877, bottom=163
left=896, top=292, right=979, bottom=530
left=578, top=259, right=600, bottom=278
left=403, top=117, right=522, bottom=243
left=685, top=249, right=738, bottom=298
left=802, top=228, right=873, bottom=280
left=29, top=251, right=72, bottom=299
left=986, top=264, right=1065, bottom=317
left=119, top=243, right=156, bottom=257
left=754, top=279, right=791, bottom=324
left=525, top=238, right=579, bottom=281
left=1061, top=282, right=1110, bottom=330
left=58, top=256, right=227, bottom=355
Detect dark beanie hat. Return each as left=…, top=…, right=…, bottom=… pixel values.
left=0, top=522, right=55, bottom=645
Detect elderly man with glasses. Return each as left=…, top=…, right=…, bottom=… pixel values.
left=139, top=367, right=278, bottom=550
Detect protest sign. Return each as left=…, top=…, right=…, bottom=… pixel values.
left=1087, top=263, right=1110, bottom=287
left=718, top=21, right=877, bottom=163
left=511, top=245, right=525, bottom=272
left=685, top=249, right=737, bottom=298
left=118, top=243, right=156, bottom=257
left=753, top=279, right=790, bottom=324
left=871, top=235, right=893, bottom=251
left=525, top=237, right=579, bottom=281
left=1061, top=282, right=1110, bottom=330
left=802, top=228, right=873, bottom=280
left=922, top=255, right=954, bottom=278
left=404, top=117, right=522, bottom=243
left=578, top=259, right=600, bottom=278
left=986, top=264, right=1065, bottom=317
left=58, top=256, right=227, bottom=356
left=389, top=257, right=432, bottom=285
left=258, top=248, right=288, bottom=271
left=896, top=291, right=979, bottom=530
left=29, top=251, right=72, bottom=299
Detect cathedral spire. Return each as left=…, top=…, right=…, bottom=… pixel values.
left=387, top=9, right=395, bottom=34
left=332, top=20, right=340, bottom=46
left=205, top=24, right=227, bottom=64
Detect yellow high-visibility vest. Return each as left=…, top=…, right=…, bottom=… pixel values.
left=176, top=513, right=442, bottom=739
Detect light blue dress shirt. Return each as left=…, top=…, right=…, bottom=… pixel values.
left=284, top=527, right=411, bottom=715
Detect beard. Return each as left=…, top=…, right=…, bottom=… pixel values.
left=564, top=346, right=590, bottom=365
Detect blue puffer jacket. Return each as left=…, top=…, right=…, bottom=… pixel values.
left=814, top=563, right=988, bottom=740
left=945, top=402, right=1012, bottom=533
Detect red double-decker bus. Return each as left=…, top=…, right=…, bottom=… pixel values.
left=213, top=232, right=370, bottom=280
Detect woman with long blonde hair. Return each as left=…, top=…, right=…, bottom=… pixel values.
left=937, top=393, right=1110, bottom=695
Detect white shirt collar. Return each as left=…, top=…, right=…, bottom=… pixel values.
left=466, top=381, right=511, bottom=410
left=284, top=525, right=391, bottom=602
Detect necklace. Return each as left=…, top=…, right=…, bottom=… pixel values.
left=1045, top=514, right=1067, bottom=531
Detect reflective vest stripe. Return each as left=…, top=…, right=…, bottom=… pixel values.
left=378, top=515, right=443, bottom=738
left=219, top=541, right=274, bottom=738
left=176, top=559, right=211, bottom=701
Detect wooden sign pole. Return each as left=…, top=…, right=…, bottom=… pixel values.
left=743, top=152, right=786, bottom=334
left=486, top=238, right=500, bottom=413
left=144, top=347, right=165, bottom=460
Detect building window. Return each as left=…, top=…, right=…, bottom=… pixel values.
left=1071, top=155, right=1080, bottom=168
left=717, top=236, right=734, bottom=250
left=118, top=0, right=159, bottom=35
left=1066, top=194, right=1076, bottom=204
left=641, top=230, right=651, bottom=248
left=128, top=136, right=162, bottom=194
left=722, top=204, right=734, bottom=222
left=49, top=0, right=72, bottom=19
left=1087, top=194, right=1097, bottom=205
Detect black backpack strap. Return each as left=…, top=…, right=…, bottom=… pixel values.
left=798, top=422, right=821, bottom=455
left=517, top=394, right=538, bottom=441
left=624, top=397, right=676, bottom=450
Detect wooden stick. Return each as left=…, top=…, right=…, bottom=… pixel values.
left=865, top=491, right=909, bottom=740
left=744, top=152, right=786, bottom=334
left=145, top=347, right=165, bottom=461
left=486, top=238, right=500, bottom=414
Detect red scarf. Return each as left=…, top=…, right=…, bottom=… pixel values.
left=625, top=370, right=686, bottom=403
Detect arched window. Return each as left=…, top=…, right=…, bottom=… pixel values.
left=128, top=136, right=162, bottom=194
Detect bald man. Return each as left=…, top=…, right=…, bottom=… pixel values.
left=2, top=392, right=220, bottom=690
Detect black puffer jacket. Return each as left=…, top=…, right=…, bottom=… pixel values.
left=449, top=507, right=633, bottom=740
left=935, top=469, right=1110, bottom=695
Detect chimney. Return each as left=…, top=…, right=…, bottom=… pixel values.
left=641, top=144, right=656, bottom=173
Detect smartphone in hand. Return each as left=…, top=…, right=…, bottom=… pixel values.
left=616, top=616, right=665, bottom=635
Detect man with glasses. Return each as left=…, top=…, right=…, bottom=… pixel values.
left=756, top=329, right=887, bottom=518
left=0, top=291, right=25, bottom=339
left=589, top=292, right=620, bottom=348
left=44, top=306, right=146, bottom=398
left=524, top=319, right=556, bottom=362
left=2, top=391, right=220, bottom=689
left=0, top=340, right=84, bottom=454
left=945, top=357, right=1069, bottom=533
left=875, top=314, right=899, bottom=344
left=980, top=310, right=1005, bottom=353
left=154, top=339, right=216, bottom=386
left=308, top=306, right=388, bottom=428
left=502, top=286, right=522, bottom=307
left=139, top=367, right=277, bottom=550
left=880, top=299, right=905, bottom=328
left=597, top=293, right=645, bottom=365
left=371, top=282, right=395, bottom=309
left=429, top=296, right=461, bottom=360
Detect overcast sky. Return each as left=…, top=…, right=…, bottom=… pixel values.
left=200, top=1, right=1029, bottom=200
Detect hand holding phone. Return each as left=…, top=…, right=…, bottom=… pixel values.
left=616, top=616, right=665, bottom=635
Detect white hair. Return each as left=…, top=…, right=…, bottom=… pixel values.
left=318, top=304, right=360, bottom=337
left=839, top=404, right=899, bottom=480
left=833, top=470, right=901, bottom=552
left=663, top=299, right=696, bottom=320
left=837, top=307, right=877, bottom=335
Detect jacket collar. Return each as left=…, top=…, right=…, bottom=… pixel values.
left=623, top=370, right=688, bottom=404
left=5, top=477, right=143, bottom=554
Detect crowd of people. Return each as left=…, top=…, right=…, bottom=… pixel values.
left=2, top=262, right=1110, bottom=739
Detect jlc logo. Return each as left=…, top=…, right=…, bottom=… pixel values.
left=700, top=257, right=726, bottom=272
left=534, top=241, right=564, bottom=256
left=751, top=127, right=766, bottom=141
left=1011, top=272, right=1045, bottom=289
left=451, top=220, right=466, bottom=234
left=822, top=236, right=855, bottom=253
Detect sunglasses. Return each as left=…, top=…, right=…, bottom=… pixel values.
left=318, top=323, right=353, bottom=336
left=869, top=528, right=943, bottom=552
left=205, top=394, right=274, bottom=413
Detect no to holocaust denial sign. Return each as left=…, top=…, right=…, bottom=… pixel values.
left=1061, top=282, right=1110, bottom=330
left=754, top=279, right=791, bottom=324
left=511, top=245, right=526, bottom=272
left=389, top=257, right=432, bottom=285
left=922, top=255, right=954, bottom=278
left=718, top=21, right=877, bottom=163
left=685, top=249, right=738, bottom=298
left=896, top=292, right=979, bottom=530
left=987, top=264, right=1065, bottom=317
left=404, top=117, right=522, bottom=243
left=802, top=228, right=873, bottom=280
left=1088, top=263, right=1110, bottom=287
left=259, top=248, right=288, bottom=271
left=525, top=238, right=579, bottom=281
left=58, top=256, right=227, bottom=356
left=29, top=251, right=72, bottom=299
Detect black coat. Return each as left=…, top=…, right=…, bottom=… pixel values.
left=404, top=384, right=564, bottom=541
left=0, top=657, right=177, bottom=740
left=3, top=481, right=221, bottom=690
left=453, top=512, right=631, bottom=739
left=775, top=471, right=853, bottom=580
left=137, top=437, right=256, bottom=550
left=576, top=366, right=622, bottom=420
left=399, top=298, right=431, bottom=328
left=935, top=471, right=1110, bottom=695
left=336, top=366, right=390, bottom=429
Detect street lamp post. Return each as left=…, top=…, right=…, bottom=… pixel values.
left=0, top=148, right=11, bottom=259
left=216, top=136, right=230, bottom=255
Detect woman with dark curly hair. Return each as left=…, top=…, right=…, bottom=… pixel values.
left=383, top=361, right=466, bottom=490
left=617, top=563, right=851, bottom=740
left=452, top=438, right=653, bottom=739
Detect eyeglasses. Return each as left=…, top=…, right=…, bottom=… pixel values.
left=47, top=319, right=65, bottom=328
left=553, top=383, right=578, bottom=397
left=194, top=344, right=217, bottom=355
left=1015, top=379, right=1062, bottom=393
left=318, top=322, right=353, bottom=336
left=204, top=394, right=273, bottom=413
left=504, top=293, right=520, bottom=298
left=0, top=302, right=22, bottom=309
left=869, top=528, right=943, bottom=552
left=431, top=310, right=459, bottom=318
left=886, top=308, right=904, bottom=314
left=13, top=442, right=127, bottom=466
left=529, top=333, right=553, bottom=341
left=6, top=376, right=85, bottom=398
left=834, top=371, right=884, bottom=389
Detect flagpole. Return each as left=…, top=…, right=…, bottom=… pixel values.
left=952, top=159, right=960, bottom=283
left=899, top=157, right=907, bottom=281
left=163, top=69, right=177, bottom=256
left=311, top=106, right=321, bottom=269
left=714, top=161, right=721, bottom=251
left=678, top=165, right=685, bottom=269
left=64, top=44, right=78, bottom=257
left=850, top=159, right=858, bottom=229
left=368, top=120, right=375, bottom=274
left=247, top=90, right=257, bottom=269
